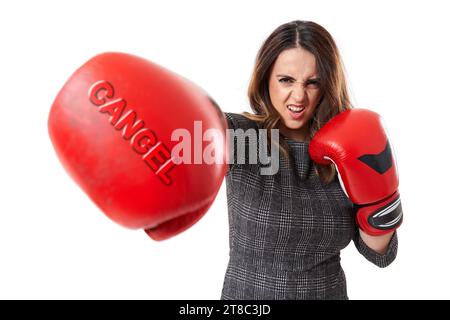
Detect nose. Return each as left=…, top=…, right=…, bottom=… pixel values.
left=290, top=83, right=306, bottom=103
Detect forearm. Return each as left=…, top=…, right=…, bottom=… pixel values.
left=359, top=229, right=395, bottom=255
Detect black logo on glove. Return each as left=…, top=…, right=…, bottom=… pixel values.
left=358, top=141, right=393, bottom=174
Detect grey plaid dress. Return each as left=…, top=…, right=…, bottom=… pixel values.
left=221, top=113, right=398, bottom=300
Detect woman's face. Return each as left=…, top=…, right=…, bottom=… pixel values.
left=269, top=47, right=322, bottom=141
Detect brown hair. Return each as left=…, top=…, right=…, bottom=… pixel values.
left=244, top=20, right=353, bottom=184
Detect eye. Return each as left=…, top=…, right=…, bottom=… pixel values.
left=279, top=78, right=293, bottom=83
left=306, top=79, right=321, bottom=88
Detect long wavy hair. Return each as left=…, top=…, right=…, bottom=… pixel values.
left=244, top=20, right=353, bottom=184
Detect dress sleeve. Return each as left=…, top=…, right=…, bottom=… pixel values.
left=224, top=113, right=237, bottom=173
left=224, top=112, right=259, bottom=173
left=224, top=112, right=235, bottom=129
left=353, top=230, right=398, bottom=268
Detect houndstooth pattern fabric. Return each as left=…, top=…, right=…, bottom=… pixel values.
left=221, top=112, right=398, bottom=300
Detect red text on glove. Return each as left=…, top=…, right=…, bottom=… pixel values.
left=88, top=80, right=176, bottom=186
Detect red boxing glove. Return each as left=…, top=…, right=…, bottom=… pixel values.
left=48, top=52, right=227, bottom=241
left=309, top=109, right=403, bottom=236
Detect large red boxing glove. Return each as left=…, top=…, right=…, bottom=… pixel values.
left=48, top=52, right=228, bottom=241
left=309, top=109, right=403, bottom=236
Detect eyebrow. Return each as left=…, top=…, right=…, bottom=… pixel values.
left=276, top=74, right=320, bottom=80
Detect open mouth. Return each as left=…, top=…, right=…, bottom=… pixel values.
left=287, top=104, right=305, bottom=119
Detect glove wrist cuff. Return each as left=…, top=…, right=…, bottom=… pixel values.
left=356, top=191, right=403, bottom=236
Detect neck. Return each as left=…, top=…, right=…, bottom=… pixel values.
left=280, top=125, right=309, bottom=142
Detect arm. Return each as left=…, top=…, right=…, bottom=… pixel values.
left=309, top=109, right=403, bottom=267
left=353, top=229, right=398, bottom=268
left=359, top=229, right=394, bottom=255
left=309, top=109, right=403, bottom=237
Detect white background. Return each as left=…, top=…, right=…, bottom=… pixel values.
left=1, top=0, right=449, bottom=299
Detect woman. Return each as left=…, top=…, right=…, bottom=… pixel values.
left=221, top=20, right=399, bottom=300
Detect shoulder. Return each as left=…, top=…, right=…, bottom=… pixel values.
left=224, top=112, right=260, bottom=131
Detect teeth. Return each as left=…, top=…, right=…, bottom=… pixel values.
left=287, top=105, right=304, bottom=112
